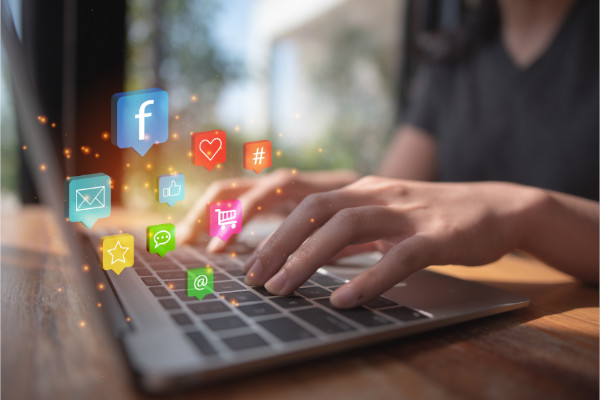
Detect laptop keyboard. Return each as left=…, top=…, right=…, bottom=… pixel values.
left=107, top=241, right=430, bottom=357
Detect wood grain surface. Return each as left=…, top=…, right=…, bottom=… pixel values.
left=1, top=206, right=598, bottom=400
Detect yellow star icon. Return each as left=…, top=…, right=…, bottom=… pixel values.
left=101, top=234, right=134, bottom=275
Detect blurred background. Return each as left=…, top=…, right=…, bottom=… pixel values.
left=1, top=0, right=463, bottom=219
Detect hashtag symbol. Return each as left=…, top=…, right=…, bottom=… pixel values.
left=252, top=147, right=265, bottom=165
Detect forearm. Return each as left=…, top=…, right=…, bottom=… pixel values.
left=519, top=187, right=599, bottom=283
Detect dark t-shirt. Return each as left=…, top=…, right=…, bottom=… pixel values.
left=405, top=0, right=599, bottom=200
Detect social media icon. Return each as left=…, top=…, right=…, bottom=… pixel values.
left=209, top=199, right=242, bottom=242
left=192, top=130, right=226, bottom=171
left=157, top=173, right=185, bottom=207
left=101, top=234, right=134, bottom=275
left=243, top=140, right=272, bottom=174
left=65, top=173, right=111, bottom=228
left=111, top=88, right=168, bottom=156
left=146, top=223, right=175, bottom=257
left=187, top=267, right=214, bottom=301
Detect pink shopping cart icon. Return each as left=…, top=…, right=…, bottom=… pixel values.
left=215, top=208, right=237, bottom=230
left=209, top=199, right=242, bottom=241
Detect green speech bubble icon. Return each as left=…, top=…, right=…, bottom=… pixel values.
left=187, top=267, right=214, bottom=301
left=146, top=223, right=175, bottom=257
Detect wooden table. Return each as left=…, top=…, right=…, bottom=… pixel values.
left=2, top=206, right=598, bottom=400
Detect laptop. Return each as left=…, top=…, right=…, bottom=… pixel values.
left=3, top=10, right=529, bottom=394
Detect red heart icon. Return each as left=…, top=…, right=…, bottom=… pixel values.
left=199, top=138, right=222, bottom=161
left=192, top=130, right=227, bottom=171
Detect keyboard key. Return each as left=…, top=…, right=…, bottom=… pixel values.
left=381, top=306, right=429, bottom=322
left=270, top=296, right=312, bottom=308
left=221, top=291, right=261, bottom=304
left=174, top=290, right=216, bottom=302
left=213, top=272, right=229, bottom=281
left=316, top=299, right=392, bottom=327
left=258, top=318, right=314, bottom=342
left=141, top=277, right=161, bottom=286
left=134, top=267, right=153, bottom=277
left=164, top=279, right=186, bottom=290
left=186, top=331, right=216, bottom=356
left=188, top=301, right=230, bottom=315
left=159, top=298, right=181, bottom=310
left=226, top=267, right=245, bottom=277
left=238, top=303, right=279, bottom=317
left=213, top=280, right=245, bottom=292
left=157, top=271, right=187, bottom=280
left=171, top=313, right=193, bottom=325
left=293, top=308, right=356, bottom=334
left=149, top=263, right=182, bottom=271
left=300, top=280, right=316, bottom=288
left=222, top=334, right=268, bottom=351
left=296, top=286, right=331, bottom=299
left=204, top=316, right=247, bottom=331
left=149, top=287, right=170, bottom=297
left=365, top=297, right=398, bottom=309
left=252, top=286, right=277, bottom=297
left=310, top=273, right=344, bottom=287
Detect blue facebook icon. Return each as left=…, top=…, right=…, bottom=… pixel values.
left=111, top=88, right=168, bottom=156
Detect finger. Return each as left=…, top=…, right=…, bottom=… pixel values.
left=330, top=235, right=437, bottom=308
left=244, top=190, right=364, bottom=285
left=178, top=179, right=254, bottom=244
left=330, top=242, right=381, bottom=262
left=263, top=206, right=413, bottom=295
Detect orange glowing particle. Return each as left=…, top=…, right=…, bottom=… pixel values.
left=257, top=205, right=262, bottom=211
left=216, top=164, right=222, bottom=170
left=125, top=163, right=131, bottom=168
left=101, top=131, right=110, bottom=140
left=168, top=166, right=173, bottom=172
left=310, top=218, right=315, bottom=223
left=172, top=132, right=179, bottom=139
left=275, top=150, right=282, bottom=157
left=249, top=272, right=255, bottom=278
left=145, top=163, right=152, bottom=170
left=175, top=115, right=180, bottom=120
left=51, top=122, right=56, bottom=128
left=22, top=145, right=27, bottom=150
left=220, top=295, right=226, bottom=299
left=167, top=215, right=172, bottom=221
left=65, top=217, right=70, bottom=222
left=57, top=287, right=63, bottom=293
left=168, top=283, right=175, bottom=290
left=97, top=302, right=102, bottom=308
left=230, top=252, right=237, bottom=258
left=197, top=219, right=202, bottom=224
left=190, top=94, right=198, bottom=102
left=234, top=125, right=240, bottom=132
left=126, top=317, right=131, bottom=322
left=231, top=182, right=237, bottom=188
left=37, top=115, right=48, bottom=124
left=291, top=169, right=298, bottom=175
left=94, top=153, right=100, bottom=159
left=229, top=299, right=239, bottom=307
left=39, top=164, right=47, bottom=172
left=278, top=132, right=283, bottom=137
left=123, top=185, right=129, bottom=191
left=318, top=148, right=323, bottom=153
left=82, top=264, right=90, bottom=272
left=97, top=282, right=106, bottom=291
left=144, top=182, right=150, bottom=188
left=275, top=188, right=282, bottom=195
left=187, top=151, right=193, bottom=158
left=79, top=320, right=87, bottom=328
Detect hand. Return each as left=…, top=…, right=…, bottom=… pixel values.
left=177, top=169, right=358, bottom=251
left=244, top=176, right=549, bottom=308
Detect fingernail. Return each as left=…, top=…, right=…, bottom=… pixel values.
left=330, top=284, right=359, bottom=308
left=265, top=269, right=287, bottom=294
left=207, top=238, right=223, bottom=253
left=243, top=253, right=257, bottom=273
left=244, top=259, right=263, bottom=286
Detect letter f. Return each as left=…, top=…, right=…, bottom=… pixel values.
left=135, top=100, right=154, bottom=140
